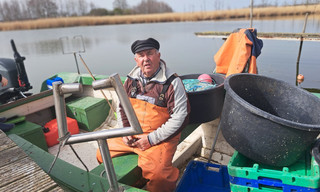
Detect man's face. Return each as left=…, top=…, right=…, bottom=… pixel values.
left=134, top=48, right=161, bottom=77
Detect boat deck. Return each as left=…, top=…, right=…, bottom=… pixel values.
left=0, top=130, right=63, bottom=191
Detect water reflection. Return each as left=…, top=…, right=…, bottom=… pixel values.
left=14, top=36, right=96, bottom=55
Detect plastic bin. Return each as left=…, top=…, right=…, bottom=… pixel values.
left=6, top=120, right=48, bottom=151
left=230, top=183, right=319, bottom=192
left=228, top=151, right=320, bottom=190
left=230, top=177, right=320, bottom=191
left=46, top=77, right=64, bottom=89
left=180, top=74, right=225, bottom=124
left=176, top=160, right=230, bottom=192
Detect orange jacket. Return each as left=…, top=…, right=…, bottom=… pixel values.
left=214, top=28, right=263, bottom=77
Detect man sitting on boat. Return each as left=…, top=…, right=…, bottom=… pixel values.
left=97, top=37, right=190, bottom=192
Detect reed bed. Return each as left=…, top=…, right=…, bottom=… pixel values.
left=0, top=4, right=319, bottom=31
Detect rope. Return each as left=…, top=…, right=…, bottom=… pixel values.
left=78, top=54, right=116, bottom=115
left=48, top=132, right=71, bottom=174
left=69, top=144, right=89, bottom=172
left=48, top=132, right=90, bottom=173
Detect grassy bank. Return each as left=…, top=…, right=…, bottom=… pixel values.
left=1, top=4, right=319, bottom=31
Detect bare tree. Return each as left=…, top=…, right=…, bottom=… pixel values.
left=133, top=0, right=173, bottom=14
left=0, top=0, right=28, bottom=21
left=78, top=0, right=88, bottom=15
left=27, top=0, right=58, bottom=19
left=113, top=0, right=128, bottom=10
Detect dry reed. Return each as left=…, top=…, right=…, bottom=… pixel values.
left=0, top=4, right=319, bottom=31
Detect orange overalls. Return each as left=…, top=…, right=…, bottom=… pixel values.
left=96, top=98, right=180, bottom=192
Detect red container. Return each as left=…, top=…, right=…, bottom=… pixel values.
left=44, top=117, right=79, bottom=147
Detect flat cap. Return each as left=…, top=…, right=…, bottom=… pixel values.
left=131, top=38, right=160, bottom=54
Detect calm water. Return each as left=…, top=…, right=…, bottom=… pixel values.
left=0, top=18, right=319, bottom=93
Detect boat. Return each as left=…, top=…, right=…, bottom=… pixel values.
left=1, top=32, right=320, bottom=192
left=0, top=40, right=228, bottom=191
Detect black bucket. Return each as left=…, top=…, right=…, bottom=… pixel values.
left=180, top=74, right=225, bottom=124
left=220, top=73, right=320, bottom=167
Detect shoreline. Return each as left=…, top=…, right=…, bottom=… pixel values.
left=0, top=4, right=320, bottom=31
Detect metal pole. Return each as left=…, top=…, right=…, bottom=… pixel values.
left=207, top=124, right=222, bottom=164
left=97, top=139, right=124, bottom=192
left=250, top=0, right=253, bottom=28
left=73, top=52, right=80, bottom=74
left=67, top=127, right=136, bottom=144
left=52, top=82, right=83, bottom=139
left=295, top=13, right=309, bottom=86
left=53, top=81, right=68, bottom=139
left=93, top=74, right=142, bottom=133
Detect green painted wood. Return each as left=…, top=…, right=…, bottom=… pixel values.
left=312, top=92, right=320, bottom=99
left=180, top=123, right=201, bottom=142
left=90, top=154, right=144, bottom=187
left=6, top=116, right=26, bottom=124
left=10, top=134, right=146, bottom=192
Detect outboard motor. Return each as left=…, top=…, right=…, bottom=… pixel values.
left=0, top=40, right=32, bottom=104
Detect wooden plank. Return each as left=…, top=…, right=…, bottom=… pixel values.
left=0, top=130, right=63, bottom=191
left=0, top=94, right=55, bottom=119
left=0, top=169, right=58, bottom=192
left=0, top=90, right=53, bottom=112
left=195, top=31, right=320, bottom=41
left=48, top=186, right=65, bottom=192
left=0, top=132, right=16, bottom=152
left=0, top=90, right=71, bottom=119
left=0, top=157, right=41, bottom=187
left=0, top=146, right=28, bottom=167
left=10, top=134, right=147, bottom=191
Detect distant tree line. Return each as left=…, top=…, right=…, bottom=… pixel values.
left=214, top=0, right=320, bottom=10
left=0, top=0, right=173, bottom=21
left=254, top=0, right=320, bottom=8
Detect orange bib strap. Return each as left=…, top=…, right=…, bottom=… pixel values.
left=129, top=98, right=169, bottom=133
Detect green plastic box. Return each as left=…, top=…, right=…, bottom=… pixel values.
left=6, top=120, right=48, bottom=151
left=66, top=97, right=111, bottom=131
left=228, top=151, right=320, bottom=189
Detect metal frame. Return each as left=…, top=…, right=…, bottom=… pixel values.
left=52, top=73, right=143, bottom=192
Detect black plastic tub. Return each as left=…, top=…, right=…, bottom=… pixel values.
left=220, top=73, right=320, bottom=167
left=180, top=74, right=225, bottom=124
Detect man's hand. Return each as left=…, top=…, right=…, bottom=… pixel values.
left=123, top=136, right=134, bottom=146
left=1, top=77, right=8, bottom=87
left=123, top=135, right=151, bottom=151
left=134, top=135, right=151, bottom=151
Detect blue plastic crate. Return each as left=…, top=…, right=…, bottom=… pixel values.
left=230, top=176, right=320, bottom=192
left=176, top=160, right=230, bottom=192
left=46, top=77, right=64, bottom=89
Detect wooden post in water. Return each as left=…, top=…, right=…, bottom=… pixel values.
left=295, top=12, right=309, bottom=86
left=250, top=0, right=253, bottom=28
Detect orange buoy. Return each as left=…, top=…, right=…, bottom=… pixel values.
left=297, top=74, right=304, bottom=83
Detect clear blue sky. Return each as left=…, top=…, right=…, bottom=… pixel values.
left=92, top=0, right=290, bottom=12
